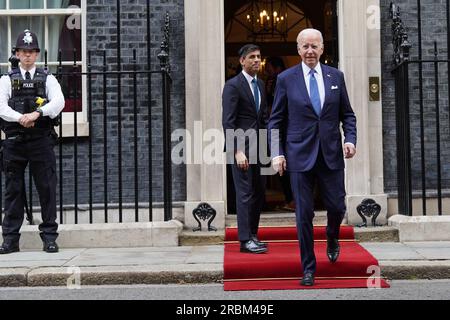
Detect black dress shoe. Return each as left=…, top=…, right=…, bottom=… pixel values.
left=240, top=240, right=267, bottom=254
left=301, top=272, right=315, bottom=286
left=0, top=242, right=20, bottom=254
left=43, top=241, right=59, bottom=253
left=327, top=237, right=340, bottom=263
left=251, top=235, right=267, bottom=248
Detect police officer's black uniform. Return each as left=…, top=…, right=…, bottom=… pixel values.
left=0, top=30, right=64, bottom=254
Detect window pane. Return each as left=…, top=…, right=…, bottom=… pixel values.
left=0, top=0, right=5, bottom=9
left=0, top=17, right=7, bottom=63
left=10, top=0, right=44, bottom=9
left=48, top=14, right=81, bottom=62
left=11, top=17, right=45, bottom=62
left=47, top=0, right=80, bottom=9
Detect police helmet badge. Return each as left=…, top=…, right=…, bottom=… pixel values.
left=23, top=31, right=33, bottom=45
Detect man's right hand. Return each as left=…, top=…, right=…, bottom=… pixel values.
left=272, top=156, right=287, bottom=176
left=235, top=151, right=249, bottom=171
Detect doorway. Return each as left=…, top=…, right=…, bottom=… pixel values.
left=224, top=0, right=339, bottom=214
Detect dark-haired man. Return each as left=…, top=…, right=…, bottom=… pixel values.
left=222, top=44, right=269, bottom=254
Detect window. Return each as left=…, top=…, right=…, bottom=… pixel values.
left=0, top=0, right=87, bottom=136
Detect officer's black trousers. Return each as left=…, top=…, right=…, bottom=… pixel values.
left=1, top=135, right=58, bottom=244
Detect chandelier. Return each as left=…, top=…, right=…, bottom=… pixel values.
left=245, top=0, right=288, bottom=41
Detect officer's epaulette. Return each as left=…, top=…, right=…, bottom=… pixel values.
left=8, top=68, right=20, bottom=76
left=35, top=68, right=50, bottom=76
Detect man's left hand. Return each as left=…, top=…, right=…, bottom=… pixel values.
left=344, top=143, right=356, bottom=159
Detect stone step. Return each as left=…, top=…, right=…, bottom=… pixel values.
left=225, top=211, right=328, bottom=227
left=354, top=226, right=399, bottom=242
left=180, top=211, right=398, bottom=245
left=180, top=226, right=398, bottom=246
left=179, top=230, right=224, bottom=246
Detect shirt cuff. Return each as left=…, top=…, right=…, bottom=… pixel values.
left=344, top=142, right=355, bottom=148
left=12, top=112, right=22, bottom=122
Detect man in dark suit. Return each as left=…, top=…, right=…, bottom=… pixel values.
left=222, top=44, right=269, bottom=254
left=268, top=29, right=357, bottom=285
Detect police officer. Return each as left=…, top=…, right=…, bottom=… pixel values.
left=0, top=30, right=64, bottom=254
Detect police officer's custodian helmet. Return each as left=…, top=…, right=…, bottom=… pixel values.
left=15, top=29, right=40, bottom=52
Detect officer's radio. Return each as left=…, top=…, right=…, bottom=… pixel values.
left=8, top=48, right=19, bottom=70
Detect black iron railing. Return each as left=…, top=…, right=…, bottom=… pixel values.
left=390, top=2, right=450, bottom=216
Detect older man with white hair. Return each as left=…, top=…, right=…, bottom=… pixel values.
left=268, top=28, right=357, bottom=286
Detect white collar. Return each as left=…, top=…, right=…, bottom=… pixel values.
left=301, top=62, right=322, bottom=78
left=20, top=66, right=36, bottom=79
left=242, top=70, right=257, bottom=83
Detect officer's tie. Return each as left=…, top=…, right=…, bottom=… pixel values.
left=252, top=77, right=260, bottom=112
left=25, top=71, right=31, bottom=80
left=309, top=69, right=321, bottom=116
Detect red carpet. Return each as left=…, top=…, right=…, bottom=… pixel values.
left=223, top=226, right=390, bottom=291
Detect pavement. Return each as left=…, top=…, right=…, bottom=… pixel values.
left=1, top=239, right=450, bottom=287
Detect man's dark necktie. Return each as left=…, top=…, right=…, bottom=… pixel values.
left=309, top=69, right=321, bottom=116
left=252, top=78, right=260, bottom=112
left=25, top=71, right=31, bottom=80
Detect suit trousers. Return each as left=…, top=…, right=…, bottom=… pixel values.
left=231, top=163, right=266, bottom=242
left=1, top=135, right=58, bottom=244
left=289, top=150, right=346, bottom=274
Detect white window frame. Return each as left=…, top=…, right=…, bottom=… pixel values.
left=0, top=0, right=88, bottom=137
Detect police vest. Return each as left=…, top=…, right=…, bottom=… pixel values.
left=2, top=68, right=53, bottom=136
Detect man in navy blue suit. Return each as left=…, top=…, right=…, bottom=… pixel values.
left=222, top=44, right=269, bottom=254
left=268, top=29, right=357, bottom=286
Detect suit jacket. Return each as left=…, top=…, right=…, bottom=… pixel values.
left=268, top=63, right=357, bottom=172
left=222, top=72, right=269, bottom=160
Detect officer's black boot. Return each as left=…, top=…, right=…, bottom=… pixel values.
left=0, top=242, right=20, bottom=254
left=39, top=233, right=59, bottom=253
left=43, top=241, right=59, bottom=253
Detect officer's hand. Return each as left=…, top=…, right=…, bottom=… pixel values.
left=19, top=115, right=32, bottom=128
left=26, top=111, right=40, bottom=122
left=272, top=156, right=287, bottom=176
left=19, top=113, right=39, bottom=128
left=235, top=151, right=249, bottom=171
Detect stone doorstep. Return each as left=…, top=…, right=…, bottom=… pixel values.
left=1, top=262, right=450, bottom=287
left=180, top=231, right=224, bottom=246
left=354, top=226, right=399, bottom=242
left=17, top=220, right=183, bottom=250
left=180, top=226, right=399, bottom=246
